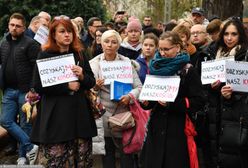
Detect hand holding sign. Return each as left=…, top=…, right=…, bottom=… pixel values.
left=71, top=63, right=84, bottom=81
left=221, top=85, right=232, bottom=99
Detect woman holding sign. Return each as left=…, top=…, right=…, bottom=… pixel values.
left=140, top=31, right=204, bottom=168
left=215, top=18, right=248, bottom=168
left=90, top=30, right=142, bottom=168
left=30, top=16, right=97, bottom=167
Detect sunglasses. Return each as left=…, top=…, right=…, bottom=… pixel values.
left=53, top=15, right=70, bottom=21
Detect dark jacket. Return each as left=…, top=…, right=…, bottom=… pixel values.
left=24, top=28, right=35, bottom=39
left=0, top=33, right=40, bottom=92
left=141, top=66, right=205, bottom=168
left=118, top=42, right=142, bottom=60
left=136, top=55, right=149, bottom=84
left=31, top=50, right=97, bottom=143
left=218, top=46, right=248, bottom=168
left=198, top=43, right=248, bottom=168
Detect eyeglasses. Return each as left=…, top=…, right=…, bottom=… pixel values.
left=159, top=46, right=175, bottom=52
left=9, top=23, right=23, bottom=29
left=53, top=15, right=70, bottom=21
left=191, top=31, right=206, bottom=36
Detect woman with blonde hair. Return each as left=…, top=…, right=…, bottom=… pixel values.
left=90, top=29, right=142, bottom=168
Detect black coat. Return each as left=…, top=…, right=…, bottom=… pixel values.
left=141, top=66, right=205, bottom=168
left=218, top=46, right=248, bottom=168
left=31, top=50, right=97, bottom=144
left=118, top=45, right=141, bottom=60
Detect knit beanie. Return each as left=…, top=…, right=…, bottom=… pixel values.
left=127, top=17, right=142, bottom=32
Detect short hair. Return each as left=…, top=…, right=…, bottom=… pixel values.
left=164, top=21, right=177, bottom=31
left=9, top=13, right=26, bottom=26
left=142, top=33, right=159, bottom=47
left=87, top=17, right=101, bottom=27
left=30, top=16, right=42, bottom=24
left=104, top=22, right=115, bottom=29
left=160, top=31, right=184, bottom=49
left=38, top=11, right=51, bottom=22
left=143, top=16, right=152, bottom=19
left=172, top=24, right=191, bottom=40
left=206, top=19, right=222, bottom=34
left=101, top=29, right=122, bottom=46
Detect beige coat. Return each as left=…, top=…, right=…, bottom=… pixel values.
left=89, top=53, right=142, bottom=137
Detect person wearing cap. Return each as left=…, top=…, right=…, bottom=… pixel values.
left=191, top=7, right=209, bottom=25
left=118, top=17, right=142, bottom=60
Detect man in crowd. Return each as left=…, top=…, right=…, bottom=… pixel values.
left=38, top=11, right=51, bottom=26
left=0, top=13, right=40, bottom=165
left=24, top=15, right=48, bottom=39
left=142, top=16, right=153, bottom=30
left=191, top=7, right=209, bottom=25
left=82, top=17, right=102, bottom=48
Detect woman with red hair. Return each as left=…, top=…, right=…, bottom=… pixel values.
left=30, top=15, right=97, bottom=167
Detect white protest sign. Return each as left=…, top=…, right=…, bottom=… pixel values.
left=34, top=25, right=49, bottom=45
left=100, top=60, right=133, bottom=85
left=139, top=75, right=181, bottom=102
left=201, top=59, right=226, bottom=84
left=201, top=57, right=234, bottom=85
left=36, top=53, right=78, bottom=87
left=225, top=61, right=248, bottom=92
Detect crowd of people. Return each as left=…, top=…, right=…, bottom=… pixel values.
left=0, top=6, right=248, bottom=168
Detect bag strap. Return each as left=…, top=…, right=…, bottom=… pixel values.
left=110, top=124, right=137, bottom=150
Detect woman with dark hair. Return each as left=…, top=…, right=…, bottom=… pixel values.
left=31, top=15, right=97, bottom=167
left=91, top=27, right=108, bottom=58
left=136, top=33, right=158, bottom=84
left=196, top=18, right=248, bottom=168
left=216, top=18, right=248, bottom=168
left=140, top=31, right=204, bottom=168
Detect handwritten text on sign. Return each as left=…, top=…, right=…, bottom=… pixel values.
left=201, top=57, right=234, bottom=85
left=34, top=25, right=49, bottom=45
left=225, top=61, right=248, bottom=92
left=36, top=53, right=78, bottom=87
left=139, top=75, right=181, bottom=102
left=100, top=60, right=133, bottom=85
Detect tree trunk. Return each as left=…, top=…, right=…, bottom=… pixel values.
left=202, top=0, right=243, bottom=21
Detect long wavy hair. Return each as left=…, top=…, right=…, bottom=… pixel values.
left=217, top=18, right=248, bottom=51
left=42, top=16, right=83, bottom=54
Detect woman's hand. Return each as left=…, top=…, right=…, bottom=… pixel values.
left=211, top=80, right=221, bottom=89
left=93, top=79, right=104, bottom=91
left=119, top=95, right=131, bottom=106
left=68, top=81, right=80, bottom=91
left=221, top=85, right=232, bottom=99
left=71, top=65, right=84, bottom=81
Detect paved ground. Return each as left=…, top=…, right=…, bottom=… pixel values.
left=0, top=137, right=18, bottom=165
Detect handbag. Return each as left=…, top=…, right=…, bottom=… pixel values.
left=108, top=104, right=135, bottom=132
left=85, top=90, right=106, bottom=119
left=122, top=93, right=150, bottom=154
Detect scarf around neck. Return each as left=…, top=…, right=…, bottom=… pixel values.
left=149, top=51, right=190, bottom=76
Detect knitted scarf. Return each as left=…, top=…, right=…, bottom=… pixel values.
left=149, top=51, right=190, bottom=76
